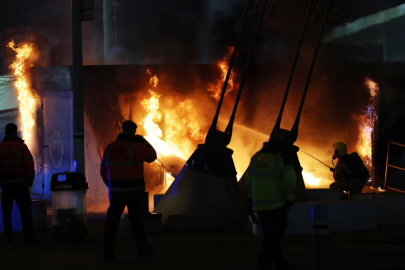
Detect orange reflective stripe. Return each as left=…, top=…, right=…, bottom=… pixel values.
left=0, top=143, right=23, bottom=165
left=105, top=143, right=142, bottom=167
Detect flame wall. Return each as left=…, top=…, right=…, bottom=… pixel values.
left=82, top=61, right=399, bottom=211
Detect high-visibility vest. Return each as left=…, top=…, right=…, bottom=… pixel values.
left=245, top=151, right=297, bottom=212
left=100, top=139, right=157, bottom=193
left=0, top=140, right=35, bottom=187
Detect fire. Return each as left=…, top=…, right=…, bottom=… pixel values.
left=354, top=77, right=379, bottom=168
left=207, top=47, right=235, bottom=100
left=365, top=77, right=378, bottom=97
left=7, top=41, right=37, bottom=149
left=141, top=90, right=174, bottom=157
left=141, top=70, right=205, bottom=160
left=302, top=170, right=332, bottom=189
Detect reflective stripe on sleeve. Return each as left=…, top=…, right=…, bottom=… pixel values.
left=0, top=143, right=24, bottom=165
left=104, top=143, right=143, bottom=167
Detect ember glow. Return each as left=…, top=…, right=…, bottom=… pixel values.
left=7, top=41, right=37, bottom=150
left=355, top=77, right=379, bottom=168
left=207, top=47, right=235, bottom=100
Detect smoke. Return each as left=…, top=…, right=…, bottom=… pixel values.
left=103, top=0, right=210, bottom=64
left=324, top=3, right=405, bottom=43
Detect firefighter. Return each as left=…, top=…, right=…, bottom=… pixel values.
left=329, top=142, right=365, bottom=195
left=246, top=129, right=297, bottom=270
left=100, top=120, right=157, bottom=261
left=0, top=123, right=38, bottom=244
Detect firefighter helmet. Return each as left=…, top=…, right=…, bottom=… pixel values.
left=333, top=142, right=347, bottom=158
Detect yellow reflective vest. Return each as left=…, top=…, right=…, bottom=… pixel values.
left=245, top=151, right=297, bottom=212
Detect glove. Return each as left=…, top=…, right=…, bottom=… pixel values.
left=330, top=167, right=335, bottom=173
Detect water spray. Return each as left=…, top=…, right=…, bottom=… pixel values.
left=299, top=150, right=331, bottom=170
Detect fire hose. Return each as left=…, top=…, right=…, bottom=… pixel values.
left=299, top=150, right=333, bottom=171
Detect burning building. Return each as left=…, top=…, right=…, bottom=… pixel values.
left=2, top=1, right=405, bottom=223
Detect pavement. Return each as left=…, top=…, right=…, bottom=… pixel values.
left=1, top=217, right=405, bottom=270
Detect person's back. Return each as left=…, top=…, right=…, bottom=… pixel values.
left=247, top=142, right=297, bottom=212
left=101, top=133, right=156, bottom=194
left=0, top=136, right=35, bottom=188
left=100, top=120, right=157, bottom=262
left=0, top=123, right=37, bottom=244
left=245, top=128, right=297, bottom=270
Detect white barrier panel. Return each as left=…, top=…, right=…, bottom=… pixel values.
left=249, top=200, right=376, bottom=236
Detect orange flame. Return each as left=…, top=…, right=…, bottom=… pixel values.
left=365, top=77, right=379, bottom=97
left=355, top=77, right=378, bottom=168
left=141, top=70, right=205, bottom=161
left=302, top=170, right=332, bottom=189
left=7, top=41, right=37, bottom=149
left=207, top=47, right=235, bottom=100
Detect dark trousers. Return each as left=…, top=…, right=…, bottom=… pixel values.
left=103, top=191, right=147, bottom=256
left=257, top=205, right=290, bottom=270
left=330, top=179, right=364, bottom=194
left=1, top=186, right=34, bottom=240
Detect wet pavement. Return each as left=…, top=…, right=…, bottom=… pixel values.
left=0, top=218, right=404, bottom=270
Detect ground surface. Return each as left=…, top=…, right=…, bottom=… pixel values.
left=1, top=218, right=405, bottom=270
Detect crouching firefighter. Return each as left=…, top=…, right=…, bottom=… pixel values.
left=100, top=120, right=157, bottom=261
left=245, top=129, right=297, bottom=270
left=329, top=142, right=369, bottom=197
left=0, top=123, right=38, bottom=244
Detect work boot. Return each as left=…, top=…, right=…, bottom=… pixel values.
left=102, top=252, right=116, bottom=262
left=22, top=237, right=39, bottom=245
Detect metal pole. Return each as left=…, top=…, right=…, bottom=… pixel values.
left=371, top=95, right=376, bottom=187
left=373, top=87, right=381, bottom=187
left=384, top=142, right=390, bottom=189
left=224, top=0, right=269, bottom=144
left=291, top=0, right=331, bottom=143
left=312, top=204, right=328, bottom=270
left=206, top=0, right=251, bottom=143
left=72, top=0, right=85, bottom=174
left=273, top=0, right=314, bottom=133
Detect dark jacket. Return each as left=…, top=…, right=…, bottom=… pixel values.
left=0, top=136, right=35, bottom=188
left=333, top=154, right=353, bottom=181
left=100, top=133, right=157, bottom=193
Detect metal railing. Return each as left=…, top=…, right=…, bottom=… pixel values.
left=384, top=141, right=405, bottom=193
